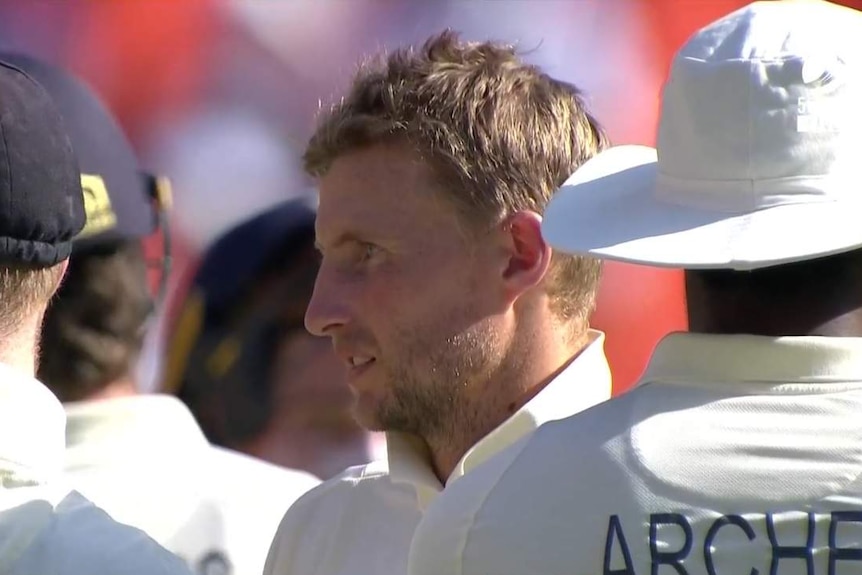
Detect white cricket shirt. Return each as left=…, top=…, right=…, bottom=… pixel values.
left=0, top=363, right=192, bottom=575
left=409, top=333, right=862, bottom=575
left=264, top=330, right=612, bottom=575
left=64, top=394, right=320, bottom=575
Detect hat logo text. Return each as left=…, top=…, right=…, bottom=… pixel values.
left=78, top=174, right=117, bottom=238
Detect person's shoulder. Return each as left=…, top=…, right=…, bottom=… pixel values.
left=203, top=446, right=322, bottom=538
left=265, top=460, right=415, bottom=575
left=207, top=444, right=320, bottom=508
left=207, top=445, right=320, bottom=491
left=286, top=459, right=393, bottom=514
left=8, top=489, right=191, bottom=575
left=502, top=388, right=637, bottom=477
left=271, top=459, right=399, bottom=540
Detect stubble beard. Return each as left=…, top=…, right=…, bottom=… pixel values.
left=371, top=320, right=500, bottom=451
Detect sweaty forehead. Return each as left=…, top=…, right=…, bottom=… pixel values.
left=314, top=145, right=458, bottom=243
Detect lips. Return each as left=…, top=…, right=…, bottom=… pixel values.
left=332, top=340, right=377, bottom=382
left=349, top=356, right=374, bottom=368
left=346, top=356, right=376, bottom=382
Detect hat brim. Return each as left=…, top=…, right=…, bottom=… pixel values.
left=543, top=145, right=862, bottom=270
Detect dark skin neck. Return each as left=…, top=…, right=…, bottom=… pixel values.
left=685, top=249, right=862, bottom=337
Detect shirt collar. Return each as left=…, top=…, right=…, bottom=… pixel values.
left=0, top=363, right=66, bottom=484
left=64, top=394, right=208, bottom=469
left=387, top=329, right=612, bottom=506
left=643, top=332, right=862, bottom=389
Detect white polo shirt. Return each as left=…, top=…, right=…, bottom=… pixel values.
left=0, top=363, right=192, bottom=575
left=409, top=333, right=862, bottom=575
left=264, top=330, right=611, bottom=575
left=64, top=394, right=320, bottom=575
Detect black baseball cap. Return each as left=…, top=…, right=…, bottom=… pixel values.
left=0, top=53, right=165, bottom=252
left=0, top=58, right=85, bottom=266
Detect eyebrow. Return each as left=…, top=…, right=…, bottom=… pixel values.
left=314, top=231, right=368, bottom=254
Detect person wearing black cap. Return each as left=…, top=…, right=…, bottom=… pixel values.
left=0, top=53, right=320, bottom=575
left=163, top=196, right=378, bottom=481
left=0, top=57, right=192, bottom=574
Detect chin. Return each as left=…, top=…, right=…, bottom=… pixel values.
left=350, top=396, right=388, bottom=432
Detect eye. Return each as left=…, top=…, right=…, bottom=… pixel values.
left=357, top=242, right=381, bottom=263
left=321, top=239, right=383, bottom=269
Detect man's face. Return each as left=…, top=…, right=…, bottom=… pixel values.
left=306, top=144, right=505, bottom=441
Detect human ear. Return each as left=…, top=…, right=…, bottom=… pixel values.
left=499, top=210, right=553, bottom=300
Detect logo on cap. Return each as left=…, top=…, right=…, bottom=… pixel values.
left=77, top=174, right=117, bottom=238
left=800, top=57, right=841, bottom=89
left=795, top=56, right=860, bottom=133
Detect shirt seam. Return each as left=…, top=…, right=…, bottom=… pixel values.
left=456, top=438, right=532, bottom=575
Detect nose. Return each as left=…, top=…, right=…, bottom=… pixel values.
left=305, top=263, right=350, bottom=337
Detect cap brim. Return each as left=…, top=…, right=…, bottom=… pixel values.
left=543, top=145, right=862, bottom=270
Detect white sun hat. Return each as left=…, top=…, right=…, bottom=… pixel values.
left=542, top=0, right=862, bottom=270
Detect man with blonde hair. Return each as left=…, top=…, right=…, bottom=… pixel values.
left=264, top=30, right=612, bottom=575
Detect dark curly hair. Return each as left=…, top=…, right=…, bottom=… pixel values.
left=38, top=241, right=153, bottom=402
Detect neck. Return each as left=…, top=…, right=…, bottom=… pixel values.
left=685, top=260, right=862, bottom=337
left=86, top=377, right=139, bottom=401
left=425, top=327, right=590, bottom=484
left=690, top=295, right=862, bottom=337
left=810, top=311, right=862, bottom=337
left=0, top=320, right=44, bottom=378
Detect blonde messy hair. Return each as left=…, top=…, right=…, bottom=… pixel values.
left=305, top=30, right=608, bottom=327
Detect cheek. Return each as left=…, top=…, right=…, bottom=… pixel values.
left=354, top=261, right=423, bottom=315
left=357, top=253, right=488, bottom=337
